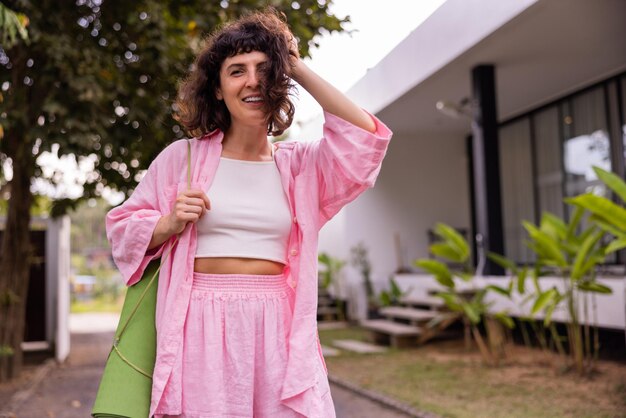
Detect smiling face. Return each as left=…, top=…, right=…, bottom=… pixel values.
left=216, top=50, right=270, bottom=129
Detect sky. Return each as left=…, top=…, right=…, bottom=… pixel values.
left=28, top=0, right=447, bottom=205
left=294, top=0, right=446, bottom=125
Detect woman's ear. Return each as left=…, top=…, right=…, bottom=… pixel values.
left=216, top=88, right=223, bottom=101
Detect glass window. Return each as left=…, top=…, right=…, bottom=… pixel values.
left=562, top=87, right=611, bottom=201
left=534, top=105, right=564, bottom=219
left=499, top=118, right=535, bottom=263
left=562, top=86, right=616, bottom=263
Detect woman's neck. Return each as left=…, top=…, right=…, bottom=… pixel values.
left=221, top=123, right=272, bottom=161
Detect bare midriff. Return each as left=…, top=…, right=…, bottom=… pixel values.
left=193, top=257, right=285, bottom=275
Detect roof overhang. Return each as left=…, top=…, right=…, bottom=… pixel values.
left=348, top=0, right=626, bottom=136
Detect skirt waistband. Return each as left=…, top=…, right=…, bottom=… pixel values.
left=192, top=271, right=288, bottom=293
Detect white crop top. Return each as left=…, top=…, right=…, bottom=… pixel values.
left=194, top=151, right=292, bottom=264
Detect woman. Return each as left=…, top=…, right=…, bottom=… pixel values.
left=106, top=9, right=392, bottom=418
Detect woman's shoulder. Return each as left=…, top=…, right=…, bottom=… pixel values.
left=157, top=136, right=208, bottom=162
left=146, top=138, right=194, bottom=179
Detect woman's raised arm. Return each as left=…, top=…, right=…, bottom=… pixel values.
left=287, top=38, right=376, bottom=133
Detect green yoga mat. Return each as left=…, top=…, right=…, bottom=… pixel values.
left=92, top=259, right=160, bottom=418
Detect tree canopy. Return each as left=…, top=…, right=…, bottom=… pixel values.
left=0, top=0, right=347, bottom=381
left=0, top=0, right=347, bottom=214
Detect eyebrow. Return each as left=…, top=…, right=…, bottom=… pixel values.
left=225, top=63, right=244, bottom=71
left=225, top=61, right=268, bottom=72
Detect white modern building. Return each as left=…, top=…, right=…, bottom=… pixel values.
left=312, top=0, right=626, bottom=331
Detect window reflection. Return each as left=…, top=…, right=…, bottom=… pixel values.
left=564, top=130, right=611, bottom=197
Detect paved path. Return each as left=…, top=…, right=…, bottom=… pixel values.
left=2, top=314, right=412, bottom=418
left=330, top=383, right=412, bottom=418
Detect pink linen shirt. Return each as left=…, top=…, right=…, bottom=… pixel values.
left=105, top=111, right=392, bottom=417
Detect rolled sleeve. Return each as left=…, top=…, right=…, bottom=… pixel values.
left=317, top=110, right=392, bottom=224
left=105, top=141, right=186, bottom=286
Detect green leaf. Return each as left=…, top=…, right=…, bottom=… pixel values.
left=516, top=267, right=528, bottom=294
left=436, top=292, right=463, bottom=311
left=320, top=271, right=331, bottom=288
left=379, top=291, right=391, bottom=306
left=430, top=243, right=464, bottom=263
left=523, top=221, right=567, bottom=267
left=578, top=256, right=604, bottom=279
left=593, top=166, right=626, bottom=204
left=493, top=312, right=516, bottom=329
left=605, top=238, right=626, bottom=254
left=531, top=268, right=542, bottom=294
left=520, top=293, right=536, bottom=308
left=414, top=259, right=454, bottom=288
left=590, top=215, right=626, bottom=237
left=543, top=298, right=559, bottom=327
left=577, top=281, right=612, bottom=294
left=571, top=229, right=603, bottom=280
left=566, top=194, right=626, bottom=232
left=486, top=284, right=511, bottom=298
left=456, top=272, right=474, bottom=282
left=540, top=212, right=567, bottom=240
left=390, top=278, right=403, bottom=298
left=566, top=206, right=585, bottom=240
left=532, top=288, right=557, bottom=315
left=486, top=252, right=517, bottom=272
left=576, top=226, right=597, bottom=247
left=471, top=288, right=489, bottom=304
left=433, top=223, right=470, bottom=262
left=462, top=303, right=481, bottom=324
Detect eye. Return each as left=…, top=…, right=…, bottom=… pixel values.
left=257, top=63, right=269, bottom=74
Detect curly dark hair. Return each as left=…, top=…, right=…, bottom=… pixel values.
left=175, top=9, right=296, bottom=137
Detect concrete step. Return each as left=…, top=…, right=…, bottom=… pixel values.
left=399, top=295, right=446, bottom=310
left=321, top=344, right=341, bottom=357
left=318, top=321, right=349, bottom=331
left=361, top=319, right=422, bottom=336
left=361, top=319, right=423, bottom=348
left=332, top=339, right=388, bottom=354
left=379, top=307, right=438, bottom=323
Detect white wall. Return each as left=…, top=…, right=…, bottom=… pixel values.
left=46, top=216, right=71, bottom=362
left=319, top=131, right=471, bottom=319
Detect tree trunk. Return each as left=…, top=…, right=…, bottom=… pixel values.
left=0, top=137, right=34, bottom=382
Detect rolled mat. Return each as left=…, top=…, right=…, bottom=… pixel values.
left=91, top=259, right=160, bottom=418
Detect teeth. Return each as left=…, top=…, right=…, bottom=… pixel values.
left=243, top=96, right=263, bottom=102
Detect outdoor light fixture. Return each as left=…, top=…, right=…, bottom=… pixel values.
left=435, top=97, right=472, bottom=119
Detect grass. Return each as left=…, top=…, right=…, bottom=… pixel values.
left=319, top=327, right=626, bottom=418
left=70, top=296, right=124, bottom=313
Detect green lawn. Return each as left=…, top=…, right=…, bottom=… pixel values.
left=319, top=327, right=626, bottom=418
left=70, top=296, right=124, bottom=313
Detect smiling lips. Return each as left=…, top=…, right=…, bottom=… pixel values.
left=243, top=95, right=263, bottom=104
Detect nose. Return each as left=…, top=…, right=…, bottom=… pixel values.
left=246, top=70, right=260, bottom=88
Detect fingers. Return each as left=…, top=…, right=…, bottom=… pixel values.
left=179, top=189, right=211, bottom=211
left=172, top=189, right=211, bottom=228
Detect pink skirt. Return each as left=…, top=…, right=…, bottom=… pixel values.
left=154, top=271, right=311, bottom=418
